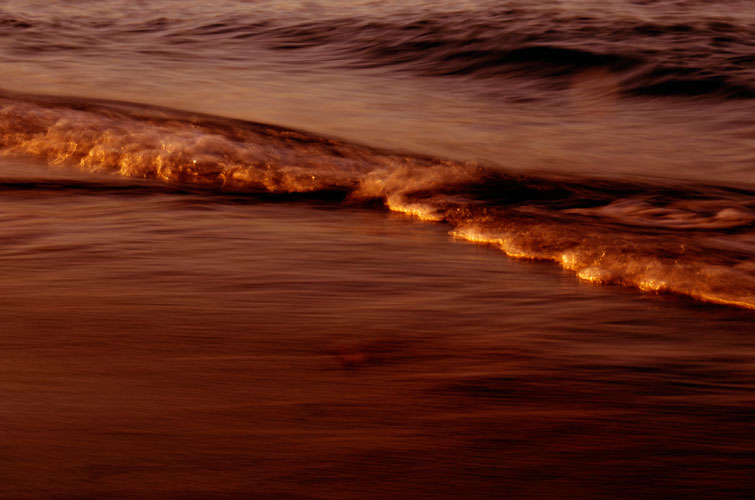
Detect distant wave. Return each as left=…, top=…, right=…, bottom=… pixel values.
left=1, top=91, right=754, bottom=309
left=2, top=5, right=755, bottom=100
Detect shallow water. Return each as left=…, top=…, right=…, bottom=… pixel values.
left=1, top=0, right=754, bottom=498
left=1, top=156, right=754, bottom=499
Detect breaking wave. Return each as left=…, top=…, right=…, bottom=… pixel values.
left=1, top=90, right=754, bottom=309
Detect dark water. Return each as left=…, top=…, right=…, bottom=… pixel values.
left=1, top=1, right=754, bottom=499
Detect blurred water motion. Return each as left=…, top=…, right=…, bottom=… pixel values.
left=1, top=0, right=755, bottom=498
left=0, top=156, right=753, bottom=499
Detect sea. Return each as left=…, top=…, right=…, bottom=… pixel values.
left=0, top=1, right=754, bottom=499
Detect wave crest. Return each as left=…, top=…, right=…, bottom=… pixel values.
left=1, top=91, right=753, bottom=310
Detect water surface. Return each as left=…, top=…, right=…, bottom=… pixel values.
left=1, top=1, right=754, bottom=498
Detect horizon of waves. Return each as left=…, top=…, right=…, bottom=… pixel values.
left=1, top=91, right=754, bottom=310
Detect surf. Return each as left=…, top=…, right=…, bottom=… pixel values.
left=1, top=90, right=753, bottom=310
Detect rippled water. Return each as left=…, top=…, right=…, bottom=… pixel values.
left=3, top=0, right=755, bottom=181
left=1, top=1, right=754, bottom=499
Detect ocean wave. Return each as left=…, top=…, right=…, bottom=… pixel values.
left=1, top=91, right=753, bottom=309
left=2, top=4, right=755, bottom=100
